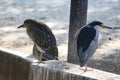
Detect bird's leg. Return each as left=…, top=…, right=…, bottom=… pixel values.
left=40, top=52, right=46, bottom=64
left=80, top=66, right=87, bottom=72
left=80, top=64, right=93, bottom=72
left=39, top=52, right=42, bottom=63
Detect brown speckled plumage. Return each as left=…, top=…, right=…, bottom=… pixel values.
left=18, top=19, right=58, bottom=61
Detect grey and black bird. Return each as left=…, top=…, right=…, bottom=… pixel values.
left=75, top=21, right=112, bottom=71
left=18, top=19, right=58, bottom=62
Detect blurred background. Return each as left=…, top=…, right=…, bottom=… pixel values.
left=0, top=0, right=120, bottom=74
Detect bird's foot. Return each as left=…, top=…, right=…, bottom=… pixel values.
left=35, top=61, right=46, bottom=64
left=63, top=66, right=70, bottom=69
left=80, top=67, right=93, bottom=72
left=40, top=61, right=46, bottom=64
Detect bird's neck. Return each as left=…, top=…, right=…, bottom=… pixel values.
left=94, top=25, right=100, bottom=31
left=94, top=25, right=100, bottom=40
left=87, top=25, right=91, bottom=27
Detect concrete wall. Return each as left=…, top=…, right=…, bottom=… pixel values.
left=0, top=47, right=120, bottom=80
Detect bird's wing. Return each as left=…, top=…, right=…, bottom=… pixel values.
left=29, top=23, right=58, bottom=56
left=77, top=26, right=96, bottom=53
left=77, top=26, right=96, bottom=66
left=78, top=40, right=98, bottom=67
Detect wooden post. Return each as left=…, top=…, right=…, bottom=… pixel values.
left=68, top=0, right=88, bottom=64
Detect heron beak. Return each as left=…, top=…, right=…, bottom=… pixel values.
left=17, top=24, right=24, bottom=28
left=100, top=24, right=112, bottom=29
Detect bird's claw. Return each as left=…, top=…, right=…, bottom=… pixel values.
left=80, top=67, right=93, bottom=72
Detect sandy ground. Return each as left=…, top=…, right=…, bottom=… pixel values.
left=0, top=0, right=120, bottom=74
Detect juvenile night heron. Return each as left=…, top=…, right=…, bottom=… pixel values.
left=18, top=19, right=58, bottom=62
left=75, top=21, right=112, bottom=71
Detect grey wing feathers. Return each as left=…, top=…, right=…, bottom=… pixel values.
left=78, top=47, right=88, bottom=67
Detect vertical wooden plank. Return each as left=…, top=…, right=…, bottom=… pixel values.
left=68, top=0, right=88, bottom=64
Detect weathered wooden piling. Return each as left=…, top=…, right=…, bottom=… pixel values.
left=0, top=47, right=120, bottom=80
left=68, top=0, right=88, bottom=64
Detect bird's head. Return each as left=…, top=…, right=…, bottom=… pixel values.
left=18, top=19, right=37, bottom=28
left=88, top=21, right=112, bottom=29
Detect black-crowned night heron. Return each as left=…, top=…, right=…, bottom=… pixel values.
left=75, top=21, right=112, bottom=72
left=18, top=19, right=58, bottom=62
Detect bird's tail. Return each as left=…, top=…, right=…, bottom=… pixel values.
left=45, top=46, right=58, bottom=60
left=33, top=44, right=59, bottom=61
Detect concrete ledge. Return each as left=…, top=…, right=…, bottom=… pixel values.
left=0, top=47, right=120, bottom=80
left=30, top=60, right=120, bottom=80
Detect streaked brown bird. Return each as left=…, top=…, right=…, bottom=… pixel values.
left=18, top=19, right=58, bottom=62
